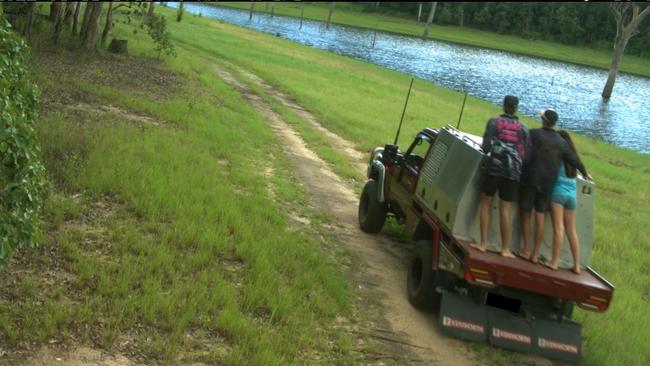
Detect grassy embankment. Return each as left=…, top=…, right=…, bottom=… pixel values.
left=168, top=8, right=650, bottom=366
left=216, top=2, right=650, bottom=78
left=0, top=8, right=371, bottom=366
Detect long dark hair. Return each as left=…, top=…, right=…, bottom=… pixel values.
left=558, top=130, right=578, bottom=178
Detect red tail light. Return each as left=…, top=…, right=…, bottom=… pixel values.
left=578, top=295, right=609, bottom=312
left=465, top=267, right=496, bottom=288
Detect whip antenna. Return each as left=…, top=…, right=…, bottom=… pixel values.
left=456, top=91, right=468, bottom=129
left=394, top=78, right=414, bottom=145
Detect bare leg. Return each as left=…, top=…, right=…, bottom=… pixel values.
left=530, top=211, right=545, bottom=263
left=471, top=194, right=492, bottom=252
left=544, top=203, right=564, bottom=270
left=499, top=199, right=515, bottom=258
left=519, top=210, right=532, bottom=257
left=564, top=209, right=581, bottom=274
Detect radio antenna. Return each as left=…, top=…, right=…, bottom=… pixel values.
left=456, top=91, right=468, bottom=129
left=394, top=78, right=414, bottom=145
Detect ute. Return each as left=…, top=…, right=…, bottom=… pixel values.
left=358, top=124, right=614, bottom=362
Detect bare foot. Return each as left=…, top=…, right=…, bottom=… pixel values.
left=470, top=243, right=486, bottom=253
left=572, top=267, right=581, bottom=274
left=541, top=260, right=558, bottom=271
left=501, top=249, right=516, bottom=258
left=529, top=255, right=539, bottom=264
left=516, top=250, right=530, bottom=259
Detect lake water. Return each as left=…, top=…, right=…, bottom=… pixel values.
left=170, top=3, right=650, bottom=154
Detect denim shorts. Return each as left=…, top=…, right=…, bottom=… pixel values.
left=551, top=194, right=577, bottom=210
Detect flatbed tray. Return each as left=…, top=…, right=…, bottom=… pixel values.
left=456, top=239, right=614, bottom=306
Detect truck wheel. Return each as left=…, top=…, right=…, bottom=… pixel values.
left=407, top=240, right=436, bottom=310
left=358, top=180, right=387, bottom=233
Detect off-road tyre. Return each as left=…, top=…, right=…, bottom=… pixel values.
left=358, top=179, right=387, bottom=233
left=407, top=240, right=437, bottom=310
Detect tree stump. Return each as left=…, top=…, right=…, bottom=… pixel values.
left=108, top=39, right=128, bottom=54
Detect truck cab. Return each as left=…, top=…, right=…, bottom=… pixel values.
left=358, top=125, right=614, bottom=362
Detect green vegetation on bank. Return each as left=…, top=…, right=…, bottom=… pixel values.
left=215, top=2, right=650, bottom=78
left=165, top=9, right=650, bottom=366
left=0, top=9, right=361, bottom=365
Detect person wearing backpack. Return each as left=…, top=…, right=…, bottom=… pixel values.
left=471, top=95, right=529, bottom=258
left=518, top=109, right=591, bottom=264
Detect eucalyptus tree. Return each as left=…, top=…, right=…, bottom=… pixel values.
left=602, top=3, right=650, bottom=98
left=422, top=2, right=437, bottom=39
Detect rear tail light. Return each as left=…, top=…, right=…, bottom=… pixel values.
left=579, top=295, right=609, bottom=312
left=465, top=267, right=496, bottom=288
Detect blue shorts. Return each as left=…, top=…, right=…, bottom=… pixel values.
left=551, top=194, right=576, bottom=210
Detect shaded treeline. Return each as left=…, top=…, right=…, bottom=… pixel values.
left=362, top=2, right=650, bottom=57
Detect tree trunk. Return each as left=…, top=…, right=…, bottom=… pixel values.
left=326, top=2, right=334, bottom=29
left=249, top=1, right=254, bottom=21
left=50, top=2, right=62, bottom=22
left=82, top=3, right=103, bottom=51
left=80, top=3, right=92, bottom=38
left=72, top=2, right=81, bottom=35
left=177, top=0, right=184, bottom=22
left=63, top=2, right=75, bottom=29
left=53, top=2, right=65, bottom=46
left=601, top=35, right=627, bottom=99
left=422, top=2, right=437, bottom=39
left=300, top=6, right=304, bottom=29
left=459, top=6, right=464, bottom=27
left=23, top=3, right=35, bottom=42
left=602, top=4, right=650, bottom=98
left=148, top=1, right=155, bottom=18
left=375, top=2, right=379, bottom=12
left=271, top=4, right=275, bottom=18
left=417, top=3, right=422, bottom=23
left=101, top=2, right=113, bottom=46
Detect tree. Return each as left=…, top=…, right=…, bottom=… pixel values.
left=72, top=2, right=81, bottom=35
left=81, top=2, right=103, bottom=51
left=0, top=18, right=47, bottom=265
left=422, top=2, right=437, bottom=39
left=80, top=2, right=92, bottom=38
left=49, top=2, right=62, bottom=22
left=148, top=1, right=155, bottom=19
left=602, top=3, right=650, bottom=98
left=417, top=2, right=423, bottom=23
left=52, top=1, right=65, bottom=46
left=177, top=0, right=184, bottom=22
left=146, top=14, right=175, bottom=58
left=101, top=2, right=113, bottom=45
left=63, top=2, right=75, bottom=29
left=249, top=2, right=255, bottom=21
left=326, top=2, right=334, bottom=29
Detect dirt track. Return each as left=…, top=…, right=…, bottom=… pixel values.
left=210, top=62, right=481, bottom=366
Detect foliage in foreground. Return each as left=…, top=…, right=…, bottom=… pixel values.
left=0, top=18, right=46, bottom=265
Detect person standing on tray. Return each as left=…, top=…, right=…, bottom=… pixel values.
left=471, top=95, right=529, bottom=258
left=518, top=109, right=591, bottom=265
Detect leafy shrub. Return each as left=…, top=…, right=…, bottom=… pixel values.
left=145, top=14, right=176, bottom=59
left=0, top=18, right=47, bottom=265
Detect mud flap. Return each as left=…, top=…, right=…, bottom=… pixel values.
left=437, top=290, right=581, bottom=362
left=486, top=308, right=533, bottom=353
left=533, top=319, right=581, bottom=363
left=438, top=291, right=488, bottom=342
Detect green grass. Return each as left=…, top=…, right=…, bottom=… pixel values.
left=0, top=8, right=365, bottom=365
left=215, top=2, right=650, bottom=78
left=157, top=9, right=650, bottom=366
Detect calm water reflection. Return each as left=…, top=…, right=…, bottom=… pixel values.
left=170, top=3, right=650, bottom=154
